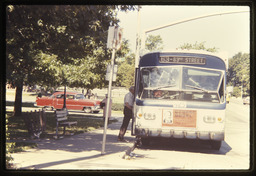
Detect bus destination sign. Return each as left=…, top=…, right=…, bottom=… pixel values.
left=159, top=56, right=206, bottom=65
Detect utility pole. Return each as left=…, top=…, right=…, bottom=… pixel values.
left=135, top=5, right=141, bottom=69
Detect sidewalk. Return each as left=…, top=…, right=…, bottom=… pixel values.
left=10, top=114, right=142, bottom=170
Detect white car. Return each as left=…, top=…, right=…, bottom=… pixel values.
left=243, top=97, right=250, bottom=105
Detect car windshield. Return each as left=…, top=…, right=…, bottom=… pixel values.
left=76, top=94, right=85, bottom=99
left=139, top=66, right=223, bottom=103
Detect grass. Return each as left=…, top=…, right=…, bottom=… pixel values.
left=5, top=89, right=123, bottom=152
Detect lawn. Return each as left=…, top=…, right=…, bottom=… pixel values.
left=5, top=89, right=123, bottom=153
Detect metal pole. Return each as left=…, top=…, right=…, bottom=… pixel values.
left=145, top=10, right=249, bottom=34
left=141, top=10, right=249, bottom=50
left=101, top=48, right=116, bottom=155
left=135, top=5, right=141, bottom=68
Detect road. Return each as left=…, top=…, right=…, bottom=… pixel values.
left=127, top=98, right=250, bottom=170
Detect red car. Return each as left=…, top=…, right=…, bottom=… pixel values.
left=35, top=92, right=101, bottom=113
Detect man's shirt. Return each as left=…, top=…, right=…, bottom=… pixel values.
left=124, top=91, right=134, bottom=107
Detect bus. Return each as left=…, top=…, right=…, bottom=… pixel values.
left=132, top=50, right=227, bottom=150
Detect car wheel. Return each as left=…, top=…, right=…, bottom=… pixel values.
left=83, top=107, right=92, bottom=113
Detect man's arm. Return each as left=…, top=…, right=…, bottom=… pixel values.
left=125, top=102, right=133, bottom=110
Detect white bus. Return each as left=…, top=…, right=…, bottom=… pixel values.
left=132, top=51, right=227, bottom=150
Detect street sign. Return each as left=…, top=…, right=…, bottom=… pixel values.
left=107, top=26, right=123, bottom=50
left=105, top=64, right=117, bottom=81
left=107, top=26, right=115, bottom=49
left=115, top=27, right=123, bottom=50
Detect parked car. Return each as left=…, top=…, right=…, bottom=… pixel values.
left=243, top=96, right=250, bottom=105
left=226, top=94, right=230, bottom=104
left=35, top=92, right=101, bottom=113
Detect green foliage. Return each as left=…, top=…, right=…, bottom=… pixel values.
left=6, top=113, right=15, bottom=168
left=145, top=35, right=164, bottom=51
left=112, top=103, right=124, bottom=112
left=227, top=52, right=250, bottom=96
left=115, top=39, right=135, bottom=88
left=178, top=41, right=218, bottom=53
left=231, top=86, right=241, bottom=98
left=6, top=5, right=135, bottom=115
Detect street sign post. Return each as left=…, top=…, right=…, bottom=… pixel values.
left=102, top=26, right=122, bottom=155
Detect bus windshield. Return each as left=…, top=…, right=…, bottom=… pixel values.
left=139, top=66, right=224, bottom=103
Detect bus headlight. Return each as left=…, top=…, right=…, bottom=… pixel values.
left=203, top=115, right=216, bottom=123
left=137, top=112, right=143, bottom=119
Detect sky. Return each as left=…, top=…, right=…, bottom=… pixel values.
left=117, top=5, right=250, bottom=58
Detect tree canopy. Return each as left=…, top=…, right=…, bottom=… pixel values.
left=115, top=39, right=135, bottom=88
left=145, top=34, right=164, bottom=51
left=227, top=52, right=250, bottom=97
left=6, top=5, right=136, bottom=116
left=178, top=41, right=218, bottom=53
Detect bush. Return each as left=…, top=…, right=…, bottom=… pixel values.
left=232, top=86, right=241, bottom=98
left=111, top=103, right=124, bottom=112
left=6, top=114, right=15, bottom=168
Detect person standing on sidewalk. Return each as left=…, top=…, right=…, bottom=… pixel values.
left=101, top=94, right=112, bottom=124
left=117, top=86, right=134, bottom=142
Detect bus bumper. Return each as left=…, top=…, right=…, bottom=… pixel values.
left=135, top=128, right=224, bottom=141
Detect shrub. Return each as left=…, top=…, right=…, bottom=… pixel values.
left=111, top=103, right=124, bottom=112
left=232, top=86, right=241, bottom=98
left=6, top=114, right=15, bottom=169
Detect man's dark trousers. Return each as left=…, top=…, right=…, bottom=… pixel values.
left=118, top=106, right=132, bottom=140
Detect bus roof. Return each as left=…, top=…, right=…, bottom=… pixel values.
left=139, top=50, right=228, bottom=71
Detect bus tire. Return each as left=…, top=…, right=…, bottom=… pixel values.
left=210, top=140, right=222, bottom=150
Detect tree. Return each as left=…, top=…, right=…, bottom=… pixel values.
left=115, top=39, right=135, bottom=88
left=227, top=52, right=250, bottom=97
left=6, top=5, right=135, bottom=116
left=178, top=41, right=218, bottom=53
left=145, top=34, right=164, bottom=51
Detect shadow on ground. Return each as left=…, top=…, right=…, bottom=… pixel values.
left=137, top=137, right=232, bottom=155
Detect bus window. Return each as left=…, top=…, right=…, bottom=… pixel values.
left=141, top=66, right=180, bottom=89
left=182, top=67, right=222, bottom=91
left=139, top=66, right=223, bottom=103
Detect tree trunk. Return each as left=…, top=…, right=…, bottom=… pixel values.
left=14, top=83, right=23, bottom=116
